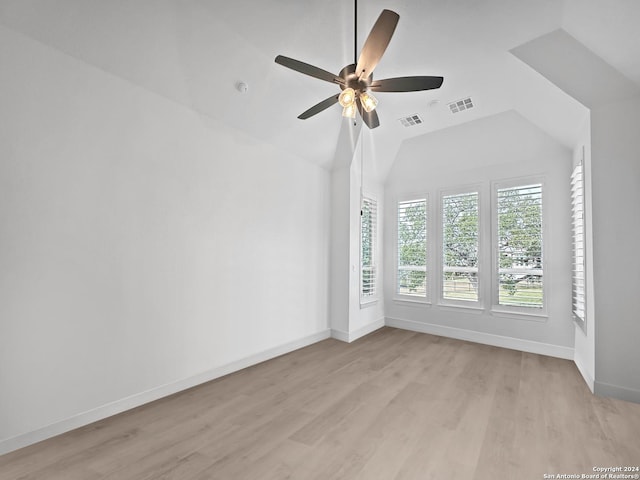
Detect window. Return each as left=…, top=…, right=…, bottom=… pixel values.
left=442, top=191, right=479, bottom=302
left=495, top=183, right=543, bottom=309
left=361, top=196, right=377, bottom=299
left=397, top=177, right=548, bottom=317
left=397, top=199, right=427, bottom=298
left=571, top=162, right=586, bottom=329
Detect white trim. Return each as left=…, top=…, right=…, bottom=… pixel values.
left=0, top=329, right=331, bottom=456
left=436, top=303, right=485, bottom=314
left=594, top=381, right=640, bottom=404
left=331, top=318, right=385, bottom=343
left=573, top=355, right=595, bottom=394
left=490, top=308, right=548, bottom=322
left=350, top=318, right=385, bottom=342
left=393, top=297, right=431, bottom=307
left=438, top=297, right=483, bottom=309
left=359, top=298, right=379, bottom=309
left=385, top=317, right=573, bottom=360
left=330, top=328, right=350, bottom=342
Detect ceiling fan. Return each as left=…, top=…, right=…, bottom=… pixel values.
left=274, top=2, right=444, bottom=129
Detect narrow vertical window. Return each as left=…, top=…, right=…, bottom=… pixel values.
left=496, top=184, right=543, bottom=308
left=361, top=196, right=377, bottom=299
left=397, top=199, right=427, bottom=298
left=571, top=163, right=586, bottom=329
left=442, top=192, right=479, bottom=302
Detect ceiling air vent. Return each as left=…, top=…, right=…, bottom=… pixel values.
left=399, top=114, right=423, bottom=127
left=448, top=97, right=474, bottom=113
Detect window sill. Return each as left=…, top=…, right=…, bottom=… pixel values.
left=393, top=297, right=431, bottom=307
left=490, top=308, right=548, bottom=322
left=360, top=298, right=379, bottom=309
left=437, top=303, right=485, bottom=314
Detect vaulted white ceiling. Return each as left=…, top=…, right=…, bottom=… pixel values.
left=1, top=0, right=638, bottom=173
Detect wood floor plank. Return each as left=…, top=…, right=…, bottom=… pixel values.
left=351, top=382, right=444, bottom=480
left=2, top=327, right=640, bottom=480
left=237, top=439, right=313, bottom=480
left=394, top=424, right=460, bottom=480
left=290, top=381, right=385, bottom=446
left=472, top=347, right=522, bottom=479
left=192, top=408, right=314, bottom=479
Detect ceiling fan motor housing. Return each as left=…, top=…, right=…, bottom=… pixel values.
left=338, top=64, right=372, bottom=93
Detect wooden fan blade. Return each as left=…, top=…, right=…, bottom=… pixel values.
left=355, top=10, right=399, bottom=81
left=275, top=55, right=344, bottom=85
left=370, top=76, right=444, bottom=92
left=356, top=98, right=380, bottom=129
left=298, top=94, right=340, bottom=119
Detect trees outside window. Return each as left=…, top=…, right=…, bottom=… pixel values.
left=496, top=184, right=543, bottom=308
left=442, top=192, right=479, bottom=302
left=396, top=178, right=545, bottom=313
left=397, top=199, right=427, bottom=297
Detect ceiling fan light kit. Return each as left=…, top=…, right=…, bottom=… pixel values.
left=274, top=2, right=443, bottom=129
left=343, top=103, right=358, bottom=119
left=338, top=87, right=357, bottom=108
left=359, top=91, right=378, bottom=113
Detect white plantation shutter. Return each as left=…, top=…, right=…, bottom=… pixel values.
left=571, top=162, right=586, bottom=328
left=397, top=199, right=427, bottom=298
left=496, top=184, right=543, bottom=308
left=361, top=197, right=377, bottom=298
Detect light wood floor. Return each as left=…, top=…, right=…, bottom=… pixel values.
left=2, top=327, right=639, bottom=479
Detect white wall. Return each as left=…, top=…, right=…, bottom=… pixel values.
left=347, top=137, right=385, bottom=340
left=590, top=96, right=640, bottom=402
left=572, top=117, right=595, bottom=392
left=329, top=164, right=352, bottom=335
left=508, top=25, right=640, bottom=402
left=329, top=130, right=386, bottom=342
left=384, top=111, right=575, bottom=357
left=0, top=25, right=330, bottom=452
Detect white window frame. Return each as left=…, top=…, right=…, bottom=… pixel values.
left=360, top=194, right=378, bottom=304
left=491, top=177, right=547, bottom=318
left=395, top=195, right=429, bottom=304
left=438, top=186, right=483, bottom=309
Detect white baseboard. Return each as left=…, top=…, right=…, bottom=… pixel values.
left=349, top=318, right=385, bottom=342
left=330, top=328, right=350, bottom=342
left=0, top=329, right=331, bottom=456
left=594, top=381, right=640, bottom=404
left=573, top=355, right=595, bottom=393
left=331, top=318, right=385, bottom=343
left=385, top=317, right=574, bottom=360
